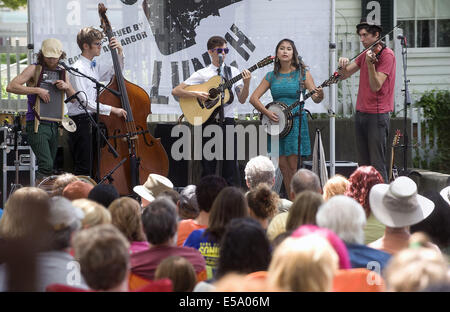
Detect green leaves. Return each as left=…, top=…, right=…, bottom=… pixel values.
left=415, top=89, right=450, bottom=173
left=0, top=0, right=27, bottom=10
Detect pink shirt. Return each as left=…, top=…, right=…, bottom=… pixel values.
left=355, top=47, right=396, bottom=113
left=129, top=241, right=150, bottom=254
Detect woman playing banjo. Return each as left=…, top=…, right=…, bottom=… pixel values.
left=250, top=39, right=324, bottom=198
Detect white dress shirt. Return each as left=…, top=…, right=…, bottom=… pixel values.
left=67, top=54, right=124, bottom=116
left=184, top=63, right=244, bottom=119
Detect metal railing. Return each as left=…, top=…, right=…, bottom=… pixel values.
left=0, top=38, right=29, bottom=112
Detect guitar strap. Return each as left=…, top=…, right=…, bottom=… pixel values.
left=223, top=65, right=234, bottom=106
left=217, top=65, right=233, bottom=124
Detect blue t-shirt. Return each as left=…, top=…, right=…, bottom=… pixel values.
left=345, top=242, right=391, bottom=271
left=184, top=228, right=219, bottom=280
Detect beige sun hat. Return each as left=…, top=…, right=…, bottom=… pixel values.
left=133, top=174, right=173, bottom=202
left=369, top=176, right=434, bottom=228
left=440, top=186, right=450, bottom=206
left=41, top=38, right=63, bottom=58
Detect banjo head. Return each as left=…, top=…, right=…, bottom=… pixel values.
left=261, top=101, right=292, bottom=138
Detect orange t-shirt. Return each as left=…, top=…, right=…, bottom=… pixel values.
left=177, top=219, right=207, bottom=246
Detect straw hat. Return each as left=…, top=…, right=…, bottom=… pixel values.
left=369, top=176, right=434, bottom=228
left=41, top=38, right=63, bottom=58
left=133, top=174, right=173, bottom=202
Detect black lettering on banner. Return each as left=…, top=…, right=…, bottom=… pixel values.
left=225, top=24, right=255, bottom=61
left=191, top=52, right=211, bottom=72
left=68, top=55, right=80, bottom=65
left=182, top=60, right=190, bottom=81
left=171, top=61, right=180, bottom=101
left=150, top=60, right=169, bottom=104
left=133, top=24, right=139, bottom=31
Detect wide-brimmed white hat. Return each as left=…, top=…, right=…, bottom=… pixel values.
left=133, top=174, right=173, bottom=202
left=440, top=186, right=450, bottom=206
left=369, top=176, right=434, bottom=228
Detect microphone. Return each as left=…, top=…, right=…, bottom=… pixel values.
left=64, top=91, right=82, bottom=103
left=58, top=60, right=78, bottom=72
left=397, top=34, right=407, bottom=46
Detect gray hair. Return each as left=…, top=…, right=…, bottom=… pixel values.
left=290, top=169, right=321, bottom=196
left=141, top=197, right=178, bottom=245
left=316, top=195, right=366, bottom=244
left=244, top=156, right=275, bottom=189
left=50, top=219, right=81, bottom=250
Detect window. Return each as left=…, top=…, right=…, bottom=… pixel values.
left=397, top=0, right=450, bottom=47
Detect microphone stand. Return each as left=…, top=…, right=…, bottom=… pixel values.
left=399, top=37, right=411, bottom=176
left=98, top=157, right=127, bottom=185
left=292, top=108, right=314, bottom=170
left=62, top=64, right=121, bottom=182
left=217, top=56, right=226, bottom=182
left=9, top=114, right=23, bottom=196
left=69, top=92, right=119, bottom=161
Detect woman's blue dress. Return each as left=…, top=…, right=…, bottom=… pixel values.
left=265, top=69, right=311, bottom=156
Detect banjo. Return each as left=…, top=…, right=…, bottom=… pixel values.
left=261, top=72, right=341, bottom=138
left=261, top=25, right=401, bottom=138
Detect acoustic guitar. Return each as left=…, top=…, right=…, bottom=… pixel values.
left=179, top=56, right=274, bottom=126
left=389, top=129, right=402, bottom=182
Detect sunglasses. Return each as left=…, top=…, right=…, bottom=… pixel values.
left=212, top=48, right=229, bottom=54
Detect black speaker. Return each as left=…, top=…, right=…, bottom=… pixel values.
left=154, top=124, right=188, bottom=187
left=302, top=161, right=359, bottom=178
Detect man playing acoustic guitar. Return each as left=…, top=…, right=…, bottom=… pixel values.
left=172, top=36, right=251, bottom=186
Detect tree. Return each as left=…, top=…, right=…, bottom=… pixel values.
left=0, top=0, right=27, bottom=10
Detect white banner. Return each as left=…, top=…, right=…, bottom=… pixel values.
left=29, top=0, right=331, bottom=115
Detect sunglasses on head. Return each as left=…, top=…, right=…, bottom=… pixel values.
left=212, top=48, right=229, bottom=54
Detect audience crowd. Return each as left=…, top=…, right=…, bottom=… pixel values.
left=0, top=156, right=448, bottom=292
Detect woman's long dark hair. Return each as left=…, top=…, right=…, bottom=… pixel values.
left=273, top=38, right=307, bottom=76
left=206, top=187, right=249, bottom=242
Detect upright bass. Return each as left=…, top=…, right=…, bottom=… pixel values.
left=97, top=3, right=169, bottom=195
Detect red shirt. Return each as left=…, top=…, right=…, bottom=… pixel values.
left=355, top=47, right=396, bottom=113
left=130, top=245, right=206, bottom=281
